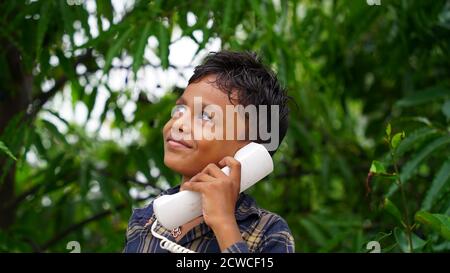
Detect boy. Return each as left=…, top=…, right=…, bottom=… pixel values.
left=124, top=51, right=294, bottom=253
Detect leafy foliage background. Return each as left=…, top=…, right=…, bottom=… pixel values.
left=0, top=0, right=449, bottom=252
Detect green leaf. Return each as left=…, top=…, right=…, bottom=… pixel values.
left=415, top=211, right=450, bottom=240
left=299, top=218, right=327, bottom=247
left=96, top=174, right=116, bottom=211
left=131, top=146, right=153, bottom=183
left=319, top=230, right=352, bottom=252
left=103, top=27, right=134, bottom=72
left=434, top=214, right=450, bottom=239
left=250, top=0, right=270, bottom=28
left=32, top=130, right=48, bottom=160
left=0, top=140, right=17, bottom=161
left=79, top=160, right=90, bottom=199
left=113, top=105, right=125, bottom=128
left=36, top=1, right=52, bottom=59
left=55, top=49, right=82, bottom=105
left=58, top=0, right=74, bottom=45
left=75, top=5, right=93, bottom=40
left=391, top=131, right=405, bottom=149
left=86, top=87, right=98, bottom=121
left=370, top=160, right=386, bottom=174
left=383, top=198, right=403, bottom=224
left=44, top=109, right=70, bottom=128
left=393, top=227, right=427, bottom=253
left=385, top=123, right=391, bottom=138
left=395, top=86, right=450, bottom=108
left=395, top=127, right=438, bottom=157
left=97, top=95, right=113, bottom=134
left=421, top=157, right=450, bottom=210
left=442, top=100, right=450, bottom=120
left=221, top=0, right=233, bottom=35
left=388, top=135, right=450, bottom=197
left=96, top=0, right=114, bottom=23
left=132, top=22, right=152, bottom=74
left=158, top=22, right=170, bottom=70
left=335, top=152, right=355, bottom=183
left=40, top=119, right=69, bottom=146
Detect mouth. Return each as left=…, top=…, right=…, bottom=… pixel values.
left=166, top=135, right=193, bottom=150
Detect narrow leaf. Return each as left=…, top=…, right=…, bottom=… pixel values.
left=422, top=157, right=450, bottom=210
left=415, top=211, right=450, bottom=240
left=386, top=123, right=391, bottom=138
left=383, top=198, right=402, bottom=224
left=442, top=100, right=450, bottom=119
left=104, top=27, right=134, bottom=72
left=132, top=22, right=152, bottom=74
left=393, top=227, right=427, bottom=253
left=0, top=140, right=17, bottom=161
left=391, top=131, right=405, bottom=149
left=388, top=136, right=450, bottom=196
left=36, top=1, right=52, bottom=59
left=396, top=86, right=450, bottom=108
left=158, top=22, right=170, bottom=70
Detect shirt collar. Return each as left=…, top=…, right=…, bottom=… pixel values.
left=235, top=192, right=261, bottom=221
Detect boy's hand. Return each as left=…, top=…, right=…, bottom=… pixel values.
left=180, top=156, right=241, bottom=232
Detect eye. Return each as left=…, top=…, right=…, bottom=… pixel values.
left=171, top=104, right=187, bottom=118
left=199, top=111, right=213, bottom=122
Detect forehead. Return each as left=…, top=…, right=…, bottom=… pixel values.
left=178, top=75, right=238, bottom=107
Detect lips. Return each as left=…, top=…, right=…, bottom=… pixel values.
left=166, top=135, right=193, bottom=149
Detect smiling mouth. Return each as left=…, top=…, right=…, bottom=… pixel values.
left=166, top=136, right=193, bottom=149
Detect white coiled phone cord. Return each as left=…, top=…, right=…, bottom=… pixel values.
left=150, top=220, right=196, bottom=253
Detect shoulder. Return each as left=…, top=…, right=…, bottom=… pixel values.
left=237, top=194, right=295, bottom=252
left=259, top=209, right=292, bottom=234
left=128, top=203, right=154, bottom=226
left=252, top=206, right=294, bottom=244
left=238, top=193, right=291, bottom=232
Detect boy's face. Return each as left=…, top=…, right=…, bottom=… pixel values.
left=162, top=75, right=249, bottom=178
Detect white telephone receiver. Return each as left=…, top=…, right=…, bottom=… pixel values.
left=153, top=142, right=274, bottom=231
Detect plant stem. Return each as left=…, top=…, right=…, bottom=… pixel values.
left=391, top=150, right=413, bottom=253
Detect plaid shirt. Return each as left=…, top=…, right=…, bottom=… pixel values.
left=123, top=185, right=295, bottom=253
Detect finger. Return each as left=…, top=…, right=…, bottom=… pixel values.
left=180, top=173, right=215, bottom=191
left=189, top=172, right=216, bottom=183
left=218, top=156, right=241, bottom=184
left=182, top=181, right=211, bottom=193
left=202, top=163, right=228, bottom=179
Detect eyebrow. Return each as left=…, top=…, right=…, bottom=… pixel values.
left=176, top=96, right=215, bottom=109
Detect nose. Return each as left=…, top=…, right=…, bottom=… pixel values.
left=172, top=109, right=191, bottom=134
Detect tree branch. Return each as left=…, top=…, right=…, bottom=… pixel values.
left=39, top=190, right=160, bottom=252
left=39, top=202, right=127, bottom=252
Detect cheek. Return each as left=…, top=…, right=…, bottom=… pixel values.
left=162, top=119, right=173, bottom=137
left=196, top=139, right=228, bottom=164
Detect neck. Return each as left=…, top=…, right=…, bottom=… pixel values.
left=181, top=175, right=191, bottom=185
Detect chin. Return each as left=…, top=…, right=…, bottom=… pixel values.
left=164, top=155, right=193, bottom=177
left=163, top=155, right=178, bottom=170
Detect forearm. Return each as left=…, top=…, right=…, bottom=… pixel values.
left=211, top=218, right=243, bottom=252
